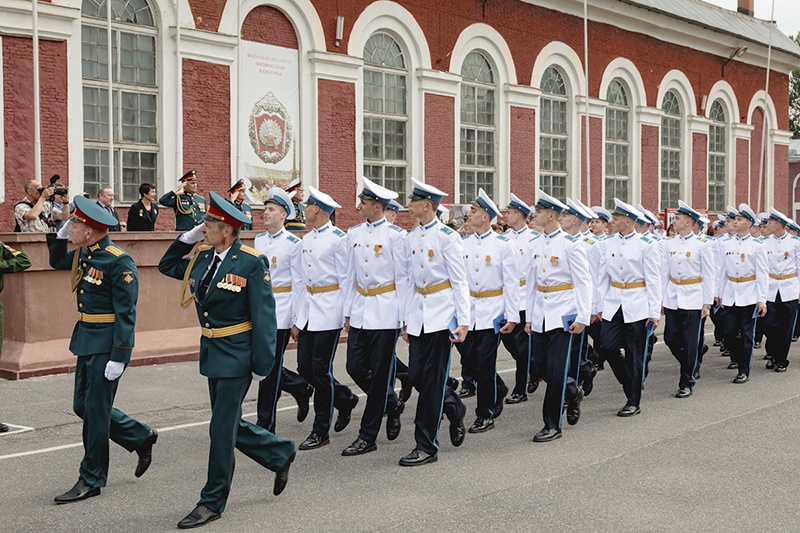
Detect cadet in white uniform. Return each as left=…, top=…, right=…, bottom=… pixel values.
left=660, top=201, right=715, bottom=398
left=341, top=178, right=409, bottom=456
left=400, top=178, right=469, bottom=466
left=715, top=203, right=768, bottom=383
left=762, top=208, right=800, bottom=372
left=524, top=191, right=592, bottom=442
left=295, top=187, right=358, bottom=450
left=254, top=188, right=314, bottom=432
left=460, top=189, right=520, bottom=433
left=593, top=199, right=662, bottom=417
left=501, top=193, right=537, bottom=404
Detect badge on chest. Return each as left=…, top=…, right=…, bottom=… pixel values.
left=84, top=267, right=104, bottom=285
left=218, top=274, right=247, bottom=293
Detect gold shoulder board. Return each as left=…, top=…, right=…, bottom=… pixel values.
left=105, top=245, right=125, bottom=257
left=239, top=245, right=262, bottom=257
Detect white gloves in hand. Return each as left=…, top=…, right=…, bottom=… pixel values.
left=180, top=223, right=206, bottom=245
left=56, top=219, right=73, bottom=240
left=251, top=372, right=266, bottom=382
left=104, top=361, right=125, bottom=381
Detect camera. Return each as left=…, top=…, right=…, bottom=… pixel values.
left=38, top=174, right=68, bottom=197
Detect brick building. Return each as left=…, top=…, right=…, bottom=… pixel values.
left=1, top=0, right=798, bottom=231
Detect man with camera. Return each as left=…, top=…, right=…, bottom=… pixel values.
left=14, top=178, right=70, bottom=232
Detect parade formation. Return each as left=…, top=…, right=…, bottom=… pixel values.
left=30, top=171, right=800, bottom=529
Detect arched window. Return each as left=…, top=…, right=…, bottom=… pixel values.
left=660, top=90, right=682, bottom=210
left=459, top=51, right=495, bottom=203
left=539, top=66, right=568, bottom=201
left=81, top=0, right=158, bottom=202
left=363, top=33, right=408, bottom=197
left=604, top=79, right=630, bottom=209
left=708, top=100, right=727, bottom=213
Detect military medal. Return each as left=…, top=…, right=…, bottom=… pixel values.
left=271, top=256, right=277, bottom=267
left=785, top=251, right=790, bottom=259
left=374, top=244, right=383, bottom=257
left=741, top=253, right=745, bottom=260
left=139, top=209, right=143, bottom=216
left=428, top=249, right=434, bottom=262
left=485, top=255, right=491, bottom=266
left=686, top=251, right=691, bottom=259
left=550, top=256, right=559, bottom=266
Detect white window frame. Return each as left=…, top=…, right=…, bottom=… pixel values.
left=604, top=79, right=631, bottom=209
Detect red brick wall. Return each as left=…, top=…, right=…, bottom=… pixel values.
left=317, top=78, right=357, bottom=229
left=579, top=116, right=603, bottom=206
left=1, top=37, right=68, bottom=231
left=187, top=0, right=226, bottom=32
left=182, top=58, right=231, bottom=210
left=736, top=137, right=749, bottom=205
left=509, top=106, right=535, bottom=203
left=774, top=143, right=789, bottom=214
left=242, top=5, right=299, bottom=48
left=424, top=93, right=456, bottom=198
left=640, top=125, right=659, bottom=208
left=692, top=132, right=708, bottom=209
left=749, top=108, right=765, bottom=210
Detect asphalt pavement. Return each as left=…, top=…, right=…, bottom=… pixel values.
left=1, top=331, right=798, bottom=532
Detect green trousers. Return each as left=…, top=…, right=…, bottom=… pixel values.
left=73, top=353, right=152, bottom=487
left=198, top=376, right=295, bottom=514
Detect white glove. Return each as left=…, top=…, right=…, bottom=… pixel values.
left=180, top=223, right=206, bottom=244
left=56, top=219, right=73, bottom=240
left=251, top=372, right=266, bottom=382
left=104, top=361, right=125, bottom=381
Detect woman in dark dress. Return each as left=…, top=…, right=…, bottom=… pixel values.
left=127, top=182, right=159, bottom=231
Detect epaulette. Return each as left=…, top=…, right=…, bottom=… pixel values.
left=3, top=244, right=21, bottom=256
left=496, top=234, right=509, bottom=242
left=333, top=228, right=346, bottom=238
left=197, top=244, right=212, bottom=252
left=667, top=235, right=676, bottom=240
left=641, top=236, right=653, bottom=244
left=791, top=235, right=800, bottom=241
left=105, top=245, right=125, bottom=257
left=461, top=234, right=470, bottom=240
left=287, top=234, right=300, bottom=243
left=255, top=232, right=268, bottom=239
left=564, top=234, right=578, bottom=242
left=351, top=223, right=365, bottom=230
left=440, top=225, right=455, bottom=235
left=389, top=224, right=404, bottom=233
left=239, top=245, right=262, bottom=257
left=528, top=233, right=541, bottom=243
left=583, top=237, right=595, bottom=245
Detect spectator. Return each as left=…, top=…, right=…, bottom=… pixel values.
left=127, top=183, right=159, bottom=231
left=96, top=187, right=124, bottom=232
left=666, top=223, right=676, bottom=237
left=14, top=180, right=70, bottom=233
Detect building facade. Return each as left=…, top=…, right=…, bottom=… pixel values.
left=1, top=0, right=798, bottom=231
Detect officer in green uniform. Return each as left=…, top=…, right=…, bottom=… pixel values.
left=159, top=169, right=207, bottom=230
left=228, top=179, right=253, bottom=230
left=158, top=191, right=296, bottom=529
left=284, top=178, right=306, bottom=231
left=0, top=240, right=32, bottom=433
left=47, top=195, right=157, bottom=503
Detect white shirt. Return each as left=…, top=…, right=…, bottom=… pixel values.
left=404, top=218, right=470, bottom=336
left=716, top=233, right=768, bottom=306
left=253, top=228, right=303, bottom=329
left=504, top=226, right=532, bottom=312
left=462, top=229, right=520, bottom=330
left=764, top=232, right=800, bottom=302
left=345, top=218, right=409, bottom=330
left=525, top=228, right=592, bottom=333
left=661, top=232, right=716, bottom=311
left=296, top=222, right=350, bottom=331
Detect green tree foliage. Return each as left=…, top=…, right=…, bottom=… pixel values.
left=791, top=32, right=800, bottom=138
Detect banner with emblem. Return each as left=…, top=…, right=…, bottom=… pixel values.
left=240, top=41, right=301, bottom=204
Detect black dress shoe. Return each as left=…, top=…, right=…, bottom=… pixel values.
left=177, top=505, right=221, bottom=529
left=457, top=386, right=475, bottom=399
left=135, top=429, right=158, bottom=478
left=386, top=401, right=404, bottom=441
left=532, top=427, right=562, bottom=442
left=793, top=336, right=799, bottom=342
left=701, top=344, right=709, bottom=355
left=675, top=388, right=692, bottom=398
left=0, top=422, right=8, bottom=433
left=527, top=378, right=540, bottom=394
left=342, top=438, right=377, bottom=457
left=446, top=377, right=459, bottom=391
left=583, top=366, right=598, bottom=396
left=295, top=384, right=313, bottom=423
left=54, top=479, right=100, bottom=504
left=504, top=393, right=527, bottom=404
left=733, top=373, right=749, bottom=384
left=273, top=450, right=295, bottom=495
left=398, top=449, right=437, bottom=467
left=566, top=389, right=583, bottom=426
left=617, top=404, right=640, bottom=417
left=334, top=396, right=359, bottom=433
left=763, top=354, right=772, bottom=360
left=766, top=358, right=776, bottom=370
left=775, top=363, right=788, bottom=372
left=449, top=415, right=466, bottom=447
left=727, top=361, right=739, bottom=369
left=399, top=377, right=413, bottom=403
left=468, top=418, right=494, bottom=433
left=493, top=388, right=508, bottom=418
left=693, top=368, right=701, bottom=380
left=298, top=433, right=329, bottom=450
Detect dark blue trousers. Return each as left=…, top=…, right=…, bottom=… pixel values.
left=501, top=310, right=531, bottom=396
left=663, top=308, right=702, bottom=390
left=765, top=292, right=798, bottom=367
left=721, top=304, right=757, bottom=375
left=531, top=327, right=580, bottom=430
left=599, top=308, right=647, bottom=407
left=460, top=328, right=506, bottom=418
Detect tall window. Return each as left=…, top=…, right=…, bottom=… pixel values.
left=363, top=33, right=407, bottom=198
left=459, top=51, right=495, bottom=203
left=660, top=90, right=682, bottom=210
left=604, top=80, right=630, bottom=209
left=708, top=100, right=727, bottom=213
left=539, top=66, right=568, bottom=201
left=82, top=0, right=158, bottom=202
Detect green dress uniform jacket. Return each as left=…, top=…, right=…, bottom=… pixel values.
left=159, top=191, right=207, bottom=231
left=231, top=201, right=253, bottom=231
left=0, top=242, right=32, bottom=354
left=158, top=237, right=276, bottom=378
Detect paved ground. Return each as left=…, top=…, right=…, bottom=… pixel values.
left=1, top=331, right=799, bottom=532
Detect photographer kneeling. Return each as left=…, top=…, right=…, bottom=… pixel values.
left=14, top=178, right=70, bottom=233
